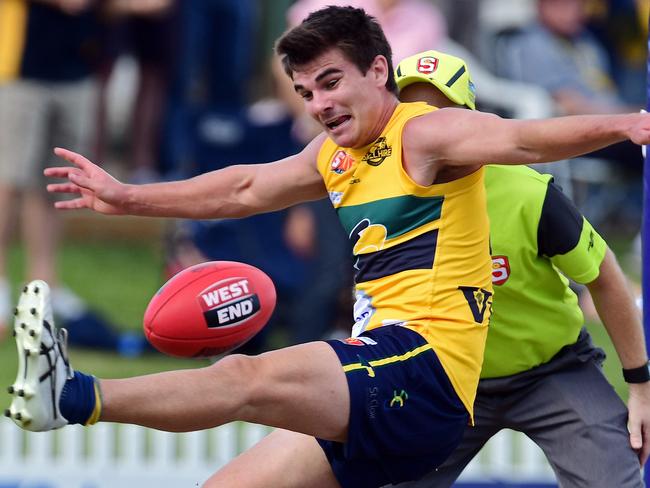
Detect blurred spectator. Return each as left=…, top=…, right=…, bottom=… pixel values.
left=586, top=0, right=648, bottom=106
left=498, top=0, right=639, bottom=116
left=95, top=0, right=176, bottom=183
left=0, top=0, right=148, bottom=354
left=433, top=0, right=482, bottom=55
left=159, top=0, right=257, bottom=178
left=495, top=0, right=643, bottom=228
left=0, top=0, right=97, bottom=335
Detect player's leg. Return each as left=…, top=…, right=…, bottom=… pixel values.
left=7, top=280, right=351, bottom=439
left=203, top=428, right=339, bottom=488
left=521, top=361, right=643, bottom=488
left=98, top=339, right=350, bottom=440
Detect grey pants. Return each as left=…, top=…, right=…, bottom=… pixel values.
left=390, top=330, right=644, bottom=488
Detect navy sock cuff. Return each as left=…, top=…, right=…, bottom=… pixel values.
left=59, top=371, right=97, bottom=425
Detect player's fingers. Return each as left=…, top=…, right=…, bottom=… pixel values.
left=53, top=198, right=88, bottom=210
left=639, top=423, right=650, bottom=465
left=44, top=166, right=75, bottom=178
left=68, top=171, right=96, bottom=192
left=47, top=183, right=80, bottom=194
left=53, top=147, right=94, bottom=169
left=628, top=418, right=643, bottom=455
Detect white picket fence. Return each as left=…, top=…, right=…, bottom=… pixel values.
left=0, top=418, right=556, bottom=487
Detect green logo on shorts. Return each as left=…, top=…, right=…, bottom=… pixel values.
left=389, top=389, right=408, bottom=408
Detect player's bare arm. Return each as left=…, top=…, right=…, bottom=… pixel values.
left=403, top=108, right=648, bottom=168
left=45, top=135, right=328, bottom=219
left=586, top=249, right=650, bottom=464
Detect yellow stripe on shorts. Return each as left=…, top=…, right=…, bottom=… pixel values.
left=342, top=343, right=433, bottom=375
left=0, top=0, right=28, bottom=83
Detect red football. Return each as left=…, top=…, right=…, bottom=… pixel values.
left=144, top=261, right=276, bottom=358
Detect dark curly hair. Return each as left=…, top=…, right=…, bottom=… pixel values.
left=275, top=6, right=398, bottom=95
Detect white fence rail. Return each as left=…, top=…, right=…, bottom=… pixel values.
left=0, top=418, right=555, bottom=487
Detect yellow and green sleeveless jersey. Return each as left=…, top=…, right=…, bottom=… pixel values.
left=483, top=165, right=607, bottom=378
left=316, top=102, right=493, bottom=416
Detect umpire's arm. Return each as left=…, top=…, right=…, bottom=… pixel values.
left=587, top=249, right=650, bottom=464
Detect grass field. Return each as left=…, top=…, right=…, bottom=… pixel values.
left=0, top=234, right=632, bottom=415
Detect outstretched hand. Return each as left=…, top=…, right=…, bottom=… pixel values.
left=45, top=148, right=129, bottom=215
left=628, top=112, right=650, bottom=147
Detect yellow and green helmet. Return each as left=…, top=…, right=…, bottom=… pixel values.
left=395, top=49, right=476, bottom=110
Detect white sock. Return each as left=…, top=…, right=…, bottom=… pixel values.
left=51, top=286, right=87, bottom=322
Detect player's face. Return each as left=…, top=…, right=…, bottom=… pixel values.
left=292, top=48, right=392, bottom=148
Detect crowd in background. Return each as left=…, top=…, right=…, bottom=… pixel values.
left=0, top=0, right=646, bottom=353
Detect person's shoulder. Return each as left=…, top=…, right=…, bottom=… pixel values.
left=486, top=164, right=550, bottom=183
left=403, top=107, right=492, bottom=150
left=404, top=106, right=463, bottom=132
left=485, top=165, right=552, bottom=198
left=401, top=106, right=450, bottom=151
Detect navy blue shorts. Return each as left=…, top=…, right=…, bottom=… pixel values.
left=317, top=326, right=469, bottom=488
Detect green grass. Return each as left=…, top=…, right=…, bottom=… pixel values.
left=8, top=239, right=165, bottom=331
left=1, top=238, right=210, bottom=410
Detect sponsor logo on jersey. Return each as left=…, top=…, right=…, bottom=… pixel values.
left=362, top=137, right=392, bottom=166
left=330, top=150, right=354, bottom=174
left=492, top=255, right=510, bottom=285
left=458, top=286, right=493, bottom=323
left=328, top=191, right=343, bottom=206
left=339, top=336, right=378, bottom=346
left=198, top=278, right=260, bottom=328
left=350, top=218, right=388, bottom=255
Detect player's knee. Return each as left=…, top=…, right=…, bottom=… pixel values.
left=210, top=353, right=265, bottom=405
